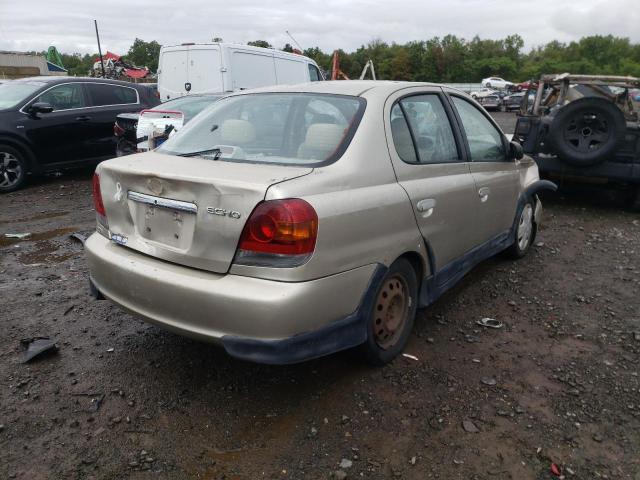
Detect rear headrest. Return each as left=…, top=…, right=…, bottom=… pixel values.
left=220, top=119, right=256, bottom=144
left=303, top=123, right=344, bottom=150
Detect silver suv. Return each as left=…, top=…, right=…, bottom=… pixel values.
left=86, top=81, right=556, bottom=365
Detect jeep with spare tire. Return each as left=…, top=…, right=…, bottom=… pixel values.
left=513, top=74, right=640, bottom=209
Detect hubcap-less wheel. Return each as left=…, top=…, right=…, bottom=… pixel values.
left=0, top=151, right=23, bottom=189
left=563, top=112, right=610, bottom=154
left=517, top=204, right=534, bottom=251
left=373, top=274, right=410, bottom=350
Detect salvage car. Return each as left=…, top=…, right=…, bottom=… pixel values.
left=481, top=77, right=514, bottom=90
left=476, top=93, right=501, bottom=111
left=114, top=93, right=222, bottom=156
left=515, top=74, right=640, bottom=208
left=86, top=81, right=555, bottom=365
left=0, top=77, right=160, bottom=192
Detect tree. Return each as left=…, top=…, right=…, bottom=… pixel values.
left=247, top=40, right=272, bottom=49
left=125, top=38, right=161, bottom=72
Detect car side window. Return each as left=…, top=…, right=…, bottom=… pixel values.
left=391, top=94, right=459, bottom=164
left=86, top=84, right=138, bottom=107
left=308, top=64, right=321, bottom=82
left=452, top=96, right=506, bottom=162
left=35, top=84, right=86, bottom=111
left=390, top=104, right=418, bottom=163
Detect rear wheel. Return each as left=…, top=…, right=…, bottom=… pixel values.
left=506, top=200, right=536, bottom=259
left=0, top=145, right=27, bottom=193
left=361, top=258, right=418, bottom=366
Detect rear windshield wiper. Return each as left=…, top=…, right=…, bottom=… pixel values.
left=177, top=148, right=222, bottom=159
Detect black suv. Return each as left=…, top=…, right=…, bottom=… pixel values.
left=0, top=77, right=160, bottom=192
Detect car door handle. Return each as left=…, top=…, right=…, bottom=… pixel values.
left=478, top=187, right=491, bottom=203
left=75, top=116, right=91, bottom=122
left=416, top=198, right=436, bottom=217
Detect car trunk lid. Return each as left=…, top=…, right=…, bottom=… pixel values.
left=97, top=152, right=312, bottom=273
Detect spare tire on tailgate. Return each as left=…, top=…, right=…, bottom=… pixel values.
left=547, top=97, right=626, bottom=167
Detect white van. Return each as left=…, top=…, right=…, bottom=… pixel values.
left=157, top=43, right=324, bottom=101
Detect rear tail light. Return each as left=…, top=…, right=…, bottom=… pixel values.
left=92, top=173, right=109, bottom=232
left=234, top=199, right=318, bottom=267
left=114, top=122, right=125, bottom=137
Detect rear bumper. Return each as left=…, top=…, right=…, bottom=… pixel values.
left=85, top=233, right=379, bottom=364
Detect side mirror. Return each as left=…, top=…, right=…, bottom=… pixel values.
left=509, top=141, right=524, bottom=160
left=29, top=102, right=54, bottom=116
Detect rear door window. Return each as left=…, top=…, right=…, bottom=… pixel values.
left=391, top=94, right=460, bottom=164
left=35, top=83, right=86, bottom=111
left=86, top=83, right=138, bottom=107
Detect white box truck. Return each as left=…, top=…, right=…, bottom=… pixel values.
left=157, top=43, right=324, bottom=100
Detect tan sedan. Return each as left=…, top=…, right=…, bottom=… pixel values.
left=86, top=81, right=556, bottom=365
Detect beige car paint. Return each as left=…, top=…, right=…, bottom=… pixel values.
left=87, top=81, right=542, bottom=349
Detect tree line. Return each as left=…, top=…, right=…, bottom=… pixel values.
left=52, top=34, right=640, bottom=82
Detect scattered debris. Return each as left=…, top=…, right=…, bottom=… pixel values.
left=20, top=337, right=58, bottom=363
left=462, top=419, right=479, bottom=433
left=339, top=458, right=353, bottom=469
left=402, top=353, right=419, bottom=361
left=106, top=348, right=115, bottom=353
left=551, top=463, right=561, bottom=476
left=5, top=233, right=31, bottom=239
left=476, top=318, right=504, bottom=329
left=481, top=377, right=497, bottom=386
left=63, top=305, right=75, bottom=316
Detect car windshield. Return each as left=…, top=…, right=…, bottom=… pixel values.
left=158, top=93, right=365, bottom=165
left=0, top=81, right=44, bottom=109
left=154, top=95, right=221, bottom=122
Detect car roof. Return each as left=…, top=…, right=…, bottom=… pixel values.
left=10, top=76, right=148, bottom=88
left=230, top=80, right=444, bottom=98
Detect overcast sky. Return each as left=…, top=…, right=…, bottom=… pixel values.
left=0, top=0, right=638, bottom=56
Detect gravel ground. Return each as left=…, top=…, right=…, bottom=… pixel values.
left=1, top=112, right=639, bottom=479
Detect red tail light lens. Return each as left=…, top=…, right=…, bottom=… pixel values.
left=92, top=173, right=106, bottom=217
left=113, top=122, right=125, bottom=137
left=235, top=199, right=318, bottom=267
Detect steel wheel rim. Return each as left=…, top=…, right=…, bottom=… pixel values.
left=373, top=274, right=409, bottom=350
left=517, top=204, right=533, bottom=250
left=563, top=112, right=610, bottom=153
left=0, top=151, right=22, bottom=188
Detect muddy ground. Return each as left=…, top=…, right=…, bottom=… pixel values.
left=1, top=112, right=639, bottom=479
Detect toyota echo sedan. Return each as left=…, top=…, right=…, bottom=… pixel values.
left=86, top=81, right=556, bottom=365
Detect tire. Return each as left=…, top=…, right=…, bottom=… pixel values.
left=506, top=199, right=537, bottom=259
left=0, top=144, right=28, bottom=193
left=360, top=258, right=418, bottom=366
left=486, top=83, right=492, bottom=88
left=547, top=97, right=626, bottom=167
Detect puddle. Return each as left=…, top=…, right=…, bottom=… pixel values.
left=0, top=226, right=78, bottom=247
left=18, top=240, right=77, bottom=265
left=0, top=211, right=69, bottom=225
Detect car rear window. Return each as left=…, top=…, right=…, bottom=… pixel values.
left=86, top=83, right=138, bottom=106
left=158, top=93, right=365, bottom=166
left=154, top=95, right=221, bottom=122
